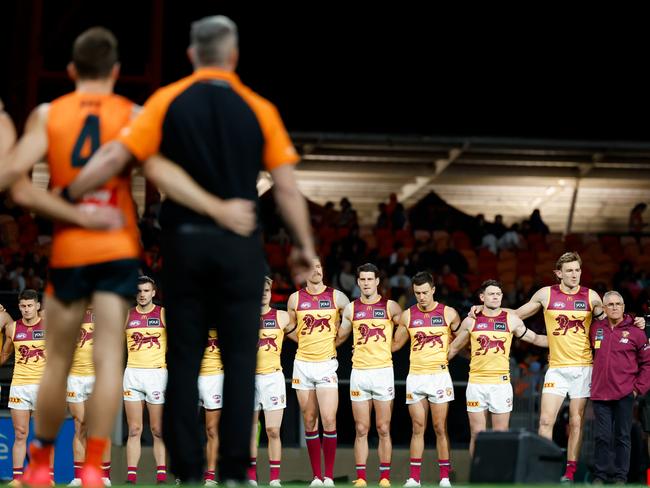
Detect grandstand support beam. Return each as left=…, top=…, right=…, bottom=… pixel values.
left=564, top=159, right=596, bottom=235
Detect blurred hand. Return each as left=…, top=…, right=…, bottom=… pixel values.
left=288, top=246, right=316, bottom=286
left=77, top=205, right=125, bottom=230
left=468, top=305, right=483, bottom=319
left=210, top=198, right=256, bottom=236
left=634, top=316, right=646, bottom=329
left=0, top=304, right=5, bottom=313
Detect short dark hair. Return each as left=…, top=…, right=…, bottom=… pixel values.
left=412, top=271, right=434, bottom=287
left=18, top=289, right=39, bottom=302
left=478, top=279, right=502, bottom=295
left=356, top=263, right=379, bottom=279
left=138, top=275, right=156, bottom=287
left=72, top=27, right=118, bottom=79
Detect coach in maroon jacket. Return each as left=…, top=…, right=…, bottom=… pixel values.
left=589, top=290, right=650, bottom=483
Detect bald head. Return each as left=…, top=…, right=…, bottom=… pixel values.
left=189, top=15, right=238, bottom=68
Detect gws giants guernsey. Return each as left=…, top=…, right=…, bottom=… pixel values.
left=12, top=317, right=46, bottom=386
left=469, top=310, right=513, bottom=384
left=543, top=285, right=592, bottom=368
left=126, top=305, right=166, bottom=369
left=407, top=303, right=450, bottom=374
left=257, top=309, right=284, bottom=374
left=295, top=287, right=339, bottom=362
left=351, top=297, right=393, bottom=369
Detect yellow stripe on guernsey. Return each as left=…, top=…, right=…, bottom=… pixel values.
left=200, top=328, right=223, bottom=376
left=469, top=311, right=513, bottom=384
left=295, top=287, right=339, bottom=362
left=351, top=297, right=393, bottom=369
left=12, top=318, right=46, bottom=386
left=407, top=303, right=450, bottom=374
left=126, top=305, right=167, bottom=369
left=257, top=309, right=284, bottom=374
left=70, top=309, right=95, bottom=376
left=543, top=285, right=593, bottom=368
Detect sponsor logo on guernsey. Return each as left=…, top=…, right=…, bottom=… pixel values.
left=476, top=323, right=488, bottom=330
left=33, top=330, right=44, bottom=340
left=15, top=333, right=26, bottom=340
left=129, top=320, right=141, bottom=327
left=494, top=322, right=507, bottom=331
left=373, top=309, right=386, bottom=319
left=355, top=311, right=366, bottom=319
left=300, top=302, right=311, bottom=309
left=412, top=319, right=424, bottom=327
left=431, top=316, right=444, bottom=326
left=319, top=300, right=331, bottom=309
left=147, top=318, right=160, bottom=327
left=263, top=319, right=276, bottom=328
left=574, top=301, right=587, bottom=310
left=552, top=301, right=566, bottom=309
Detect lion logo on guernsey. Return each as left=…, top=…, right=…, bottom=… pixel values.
left=258, top=333, right=279, bottom=351
left=356, top=324, right=387, bottom=344
left=553, top=314, right=586, bottom=335
left=78, top=327, right=93, bottom=348
left=475, top=334, right=506, bottom=355
left=129, top=331, right=162, bottom=350
left=206, top=337, right=219, bottom=352
left=412, top=331, right=444, bottom=350
left=301, top=314, right=332, bottom=335
left=17, top=345, right=45, bottom=364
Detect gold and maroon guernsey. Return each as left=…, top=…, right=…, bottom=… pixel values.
left=12, top=317, right=46, bottom=386
left=543, top=285, right=593, bottom=368
left=469, top=310, right=513, bottom=384
left=407, top=303, right=450, bottom=374
left=200, top=328, right=223, bottom=376
left=126, top=305, right=166, bottom=369
left=295, top=287, right=339, bottom=362
left=70, top=309, right=95, bottom=376
left=351, top=297, right=393, bottom=369
left=256, top=309, right=284, bottom=374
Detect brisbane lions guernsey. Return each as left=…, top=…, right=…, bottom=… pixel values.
left=295, top=287, right=339, bottom=362
left=351, top=297, right=393, bottom=369
left=469, top=310, right=513, bottom=384
left=257, top=309, right=284, bottom=374
left=126, top=305, right=166, bottom=369
left=407, top=303, right=450, bottom=374
left=12, top=317, right=46, bottom=386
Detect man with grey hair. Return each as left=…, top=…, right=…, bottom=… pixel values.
left=589, top=291, right=650, bottom=483
left=62, top=14, right=315, bottom=484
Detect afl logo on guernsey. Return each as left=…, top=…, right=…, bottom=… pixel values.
left=431, top=316, right=444, bottom=326
left=129, top=320, right=141, bottom=327
left=355, top=311, right=366, bottom=319
left=412, top=319, right=424, bottom=327
left=552, top=301, right=566, bottom=309
left=147, top=318, right=161, bottom=327
left=263, top=319, right=276, bottom=328
left=33, top=330, right=45, bottom=340
left=15, top=333, right=26, bottom=340
left=319, top=300, right=331, bottom=309
left=300, top=302, right=312, bottom=309
left=494, top=322, right=507, bottom=331
left=373, top=309, right=386, bottom=319
left=476, top=323, right=488, bottom=330
left=574, top=301, right=587, bottom=310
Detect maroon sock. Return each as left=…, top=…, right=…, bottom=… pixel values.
left=438, top=459, right=451, bottom=480
left=355, top=464, right=366, bottom=481
left=305, top=430, right=322, bottom=479
left=247, top=458, right=257, bottom=482
left=379, top=462, right=391, bottom=481
left=409, top=458, right=422, bottom=482
left=74, top=463, right=82, bottom=479
left=564, top=461, right=577, bottom=480
left=102, top=462, right=111, bottom=479
left=269, top=461, right=281, bottom=481
left=127, top=466, right=137, bottom=483
left=204, top=470, right=216, bottom=481
left=156, top=466, right=167, bottom=483
left=322, top=430, right=337, bottom=479
left=13, top=469, right=23, bottom=481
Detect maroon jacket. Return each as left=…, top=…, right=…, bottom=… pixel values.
left=589, top=315, right=650, bottom=401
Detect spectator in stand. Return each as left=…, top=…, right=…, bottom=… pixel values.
left=498, top=223, right=523, bottom=251
left=322, top=201, right=337, bottom=228
left=529, top=209, right=550, bottom=235
left=440, top=264, right=460, bottom=293
left=388, top=265, right=411, bottom=301
left=340, top=226, right=366, bottom=264
left=336, top=260, right=356, bottom=297
left=337, top=197, right=357, bottom=228
left=375, top=203, right=389, bottom=230
left=440, top=241, right=468, bottom=276
left=386, top=192, right=398, bottom=218
left=392, top=203, right=407, bottom=230
left=492, top=214, right=507, bottom=239
left=470, top=213, right=490, bottom=247
left=629, top=203, right=648, bottom=237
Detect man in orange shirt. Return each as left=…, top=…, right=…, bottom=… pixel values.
left=64, top=16, right=314, bottom=483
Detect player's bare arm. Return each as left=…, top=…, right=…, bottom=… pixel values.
left=335, top=302, right=353, bottom=347
left=67, top=140, right=132, bottom=199
left=391, top=309, right=411, bottom=352
left=515, top=287, right=548, bottom=319
left=143, top=154, right=256, bottom=237
left=0, top=99, right=17, bottom=157
left=277, top=310, right=291, bottom=333
left=333, top=290, right=351, bottom=328
left=387, top=300, right=403, bottom=326
left=0, top=320, right=15, bottom=365
left=447, top=317, right=472, bottom=360
left=0, top=104, right=48, bottom=190
left=510, top=313, right=548, bottom=347
left=284, top=292, right=299, bottom=343
left=445, top=306, right=462, bottom=336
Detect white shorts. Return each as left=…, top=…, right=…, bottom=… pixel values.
left=350, top=367, right=395, bottom=402
left=67, top=375, right=95, bottom=404
left=199, top=373, right=224, bottom=410
left=406, top=372, right=454, bottom=404
left=254, top=371, right=286, bottom=411
left=292, top=359, right=338, bottom=390
left=9, top=384, right=39, bottom=411
left=123, top=367, right=167, bottom=404
left=466, top=382, right=513, bottom=413
left=542, top=366, right=592, bottom=399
